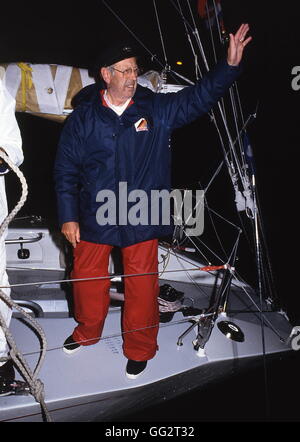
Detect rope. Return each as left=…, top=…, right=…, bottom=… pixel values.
left=0, top=150, right=52, bottom=422
left=158, top=284, right=184, bottom=313
left=0, top=151, right=28, bottom=237
left=0, top=290, right=51, bottom=422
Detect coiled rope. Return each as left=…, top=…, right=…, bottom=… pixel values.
left=0, top=150, right=52, bottom=422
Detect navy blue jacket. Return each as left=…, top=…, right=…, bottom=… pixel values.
left=54, top=60, right=240, bottom=247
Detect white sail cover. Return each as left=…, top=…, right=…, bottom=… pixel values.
left=0, top=63, right=95, bottom=122
left=0, top=63, right=165, bottom=122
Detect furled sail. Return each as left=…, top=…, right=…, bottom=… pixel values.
left=0, top=63, right=162, bottom=122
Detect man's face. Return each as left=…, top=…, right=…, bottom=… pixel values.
left=103, top=57, right=138, bottom=103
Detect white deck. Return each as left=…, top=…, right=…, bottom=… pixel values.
left=0, top=280, right=292, bottom=422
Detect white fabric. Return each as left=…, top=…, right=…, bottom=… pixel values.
left=3, top=64, right=22, bottom=101
left=79, top=68, right=95, bottom=89
left=54, top=65, right=73, bottom=114
left=30, top=64, right=61, bottom=115
left=0, top=78, right=23, bottom=365
left=2, top=63, right=96, bottom=116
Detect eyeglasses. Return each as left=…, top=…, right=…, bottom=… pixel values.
left=110, top=66, right=140, bottom=77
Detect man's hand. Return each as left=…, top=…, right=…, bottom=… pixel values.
left=61, top=221, right=80, bottom=248
left=227, top=23, right=252, bottom=67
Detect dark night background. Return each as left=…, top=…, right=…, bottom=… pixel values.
left=1, top=0, right=300, bottom=421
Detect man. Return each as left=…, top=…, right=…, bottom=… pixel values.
left=0, top=76, right=23, bottom=395
left=54, top=24, right=251, bottom=379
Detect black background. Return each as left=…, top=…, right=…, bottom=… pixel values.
left=1, top=0, right=299, bottom=315
left=1, top=0, right=300, bottom=421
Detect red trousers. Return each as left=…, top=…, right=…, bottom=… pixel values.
left=71, top=239, right=159, bottom=361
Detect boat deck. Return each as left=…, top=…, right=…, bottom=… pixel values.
left=0, top=278, right=293, bottom=422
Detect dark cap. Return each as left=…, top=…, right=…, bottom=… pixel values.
left=96, top=41, right=139, bottom=68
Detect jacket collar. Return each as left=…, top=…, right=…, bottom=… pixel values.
left=100, top=89, right=134, bottom=109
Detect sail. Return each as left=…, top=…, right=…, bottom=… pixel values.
left=0, top=63, right=94, bottom=122
left=0, top=63, right=163, bottom=122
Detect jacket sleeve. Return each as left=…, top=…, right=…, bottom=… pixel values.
left=53, top=110, right=84, bottom=226
left=0, top=78, right=23, bottom=174
left=155, top=59, right=242, bottom=130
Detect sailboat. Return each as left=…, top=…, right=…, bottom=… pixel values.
left=0, top=0, right=297, bottom=422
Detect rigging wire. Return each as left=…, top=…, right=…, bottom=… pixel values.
left=0, top=148, right=284, bottom=421
left=101, top=0, right=181, bottom=84
left=229, top=87, right=246, bottom=165
left=234, top=82, right=246, bottom=127
left=204, top=0, right=218, bottom=63
left=153, top=0, right=169, bottom=70
left=176, top=0, right=203, bottom=80
left=178, top=2, right=262, bottom=267
left=102, top=0, right=249, bottom=197
left=212, top=0, right=223, bottom=43
left=169, top=3, right=277, bottom=405
left=252, top=173, right=271, bottom=416
left=101, top=0, right=161, bottom=66
left=200, top=0, right=273, bottom=416
left=2, top=1, right=282, bottom=420
left=170, top=0, right=250, bottom=193
left=0, top=264, right=229, bottom=290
